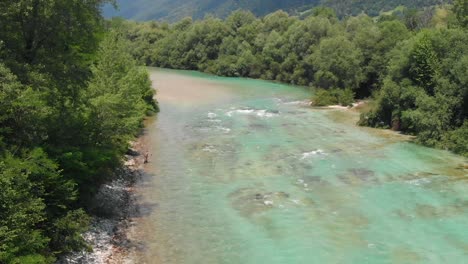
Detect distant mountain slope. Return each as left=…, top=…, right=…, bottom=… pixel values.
left=103, top=0, right=320, bottom=21
left=103, top=0, right=448, bottom=21
left=323, top=0, right=449, bottom=17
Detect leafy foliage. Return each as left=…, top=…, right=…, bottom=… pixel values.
left=309, top=35, right=365, bottom=90
left=0, top=1, right=157, bottom=262
left=312, top=88, right=355, bottom=107
left=360, top=28, right=468, bottom=155
left=453, top=0, right=468, bottom=28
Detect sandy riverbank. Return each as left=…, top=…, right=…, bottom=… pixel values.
left=310, top=100, right=368, bottom=111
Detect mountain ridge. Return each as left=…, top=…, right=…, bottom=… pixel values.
left=103, top=0, right=320, bottom=22
left=103, top=0, right=449, bottom=22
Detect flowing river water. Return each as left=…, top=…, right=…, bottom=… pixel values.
left=129, top=68, right=468, bottom=264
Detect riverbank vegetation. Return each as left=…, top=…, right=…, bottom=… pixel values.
left=114, top=1, right=467, bottom=157
left=0, top=1, right=157, bottom=263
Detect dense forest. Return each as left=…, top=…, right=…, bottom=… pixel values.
left=0, top=1, right=157, bottom=263
left=115, top=2, right=467, bottom=157
left=104, top=0, right=449, bottom=21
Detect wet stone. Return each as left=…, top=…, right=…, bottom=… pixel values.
left=456, top=163, right=468, bottom=170
left=305, top=176, right=323, bottom=183
left=229, top=188, right=294, bottom=217
left=249, top=123, right=269, bottom=130
left=340, top=168, right=380, bottom=185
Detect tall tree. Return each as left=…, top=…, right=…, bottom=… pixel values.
left=453, top=0, right=468, bottom=27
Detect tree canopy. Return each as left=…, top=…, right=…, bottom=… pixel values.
left=0, top=1, right=157, bottom=262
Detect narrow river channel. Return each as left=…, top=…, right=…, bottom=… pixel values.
left=130, top=68, right=467, bottom=264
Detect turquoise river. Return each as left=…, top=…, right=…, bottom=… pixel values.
left=130, top=68, right=468, bottom=264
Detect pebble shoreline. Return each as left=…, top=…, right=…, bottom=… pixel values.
left=58, top=140, right=147, bottom=264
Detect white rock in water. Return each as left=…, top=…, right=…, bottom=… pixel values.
left=264, top=200, right=274, bottom=206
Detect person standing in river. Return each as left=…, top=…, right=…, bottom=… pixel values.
left=144, top=151, right=150, bottom=164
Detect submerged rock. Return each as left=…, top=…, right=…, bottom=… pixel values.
left=296, top=176, right=329, bottom=189
left=337, top=168, right=379, bottom=185
left=229, top=188, right=298, bottom=218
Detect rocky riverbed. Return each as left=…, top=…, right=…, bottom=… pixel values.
left=58, top=140, right=149, bottom=264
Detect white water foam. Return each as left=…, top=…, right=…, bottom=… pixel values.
left=207, top=112, right=218, bottom=119
left=283, top=100, right=310, bottom=106
left=202, top=145, right=218, bottom=153
left=256, top=110, right=277, bottom=118
left=406, top=178, right=431, bottom=186
left=226, top=109, right=254, bottom=117
left=301, top=149, right=326, bottom=160
left=226, top=108, right=279, bottom=118
left=215, top=126, right=231, bottom=133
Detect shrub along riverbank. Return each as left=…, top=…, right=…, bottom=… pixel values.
left=0, top=1, right=157, bottom=263
left=114, top=2, right=467, bottom=157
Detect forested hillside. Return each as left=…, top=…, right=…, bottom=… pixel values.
left=323, top=0, right=449, bottom=17
left=104, top=0, right=320, bottom=21
left=114, top=1, right=467, bottom=157
left=0, top=1, right=157, bottom=263
left=104, top=0, right=449, bottom=21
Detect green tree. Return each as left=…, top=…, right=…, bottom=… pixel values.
left=226, top=10, right=256, bottom=33
left=408, top=33, right=440, bottom=95
left=453, top=0, right=468, bottom=27
left=360, top=28, right=468, bottom=156
left=0, top=64, right=50, bottom=148
left=1, top=1, right=158, bottom=262
left=0, top=148, right=79, bottom=263
left=309, top=35, right=365, bottom=90
left=0, top=0, right=111, bottom=95
left=0, top=155, right=49, bottom=264
left=74, top=32, right=156, bottom=190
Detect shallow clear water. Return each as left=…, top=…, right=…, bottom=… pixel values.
left=134, top=68, right=468, bottom=264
